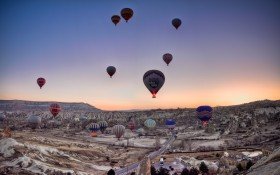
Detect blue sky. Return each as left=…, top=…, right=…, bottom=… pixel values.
left=0, top=0, right=280, bottom=110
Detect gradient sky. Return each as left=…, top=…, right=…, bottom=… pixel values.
left=0, top=0, right=280, bottom=110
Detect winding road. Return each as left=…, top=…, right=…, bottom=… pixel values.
left=115, top=134, right=176, bottom=175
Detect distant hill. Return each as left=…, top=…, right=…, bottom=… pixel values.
left=0, top=100, right=101, bottom=112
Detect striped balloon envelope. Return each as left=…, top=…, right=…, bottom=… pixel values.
left=88, top=123, right=100, bottom=132
left=113, top=125, right=125, bottom=140
left=144, top=119, right=156, bottom=129
left=98, top=121, right=108, bottom=134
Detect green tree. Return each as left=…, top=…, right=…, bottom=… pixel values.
left=181, top=168, right=189, bottom=175
left=151, top=165, right=157, bottom=175
left=107, top=169, right=115, bottom=175
left=199, top=162, right=209, bottom=174
left=246, top=160, right=254, bottom=170
left=236, top=163, right=244, bottom=171
left=189, top=167, right=199, bottom=175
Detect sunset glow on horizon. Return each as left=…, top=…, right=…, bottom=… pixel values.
left=0, top=0, right=279, bottom=111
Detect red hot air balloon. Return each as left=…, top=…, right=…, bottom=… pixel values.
left=143, top=70, right=165, bottom=98
left=121, top=8, right=134, bottom=22
left=172, top=18, right=182, bottom=29
left=107, top=66, right=116, bottom=78
left=49, top=103, right=61, bottom=117
left=111, top=15, right=121, bottom=26
left=163, top=53, right=173, bottom=66
left=37, top=78, right=46, bottom=89
left=128, top=120, right=136, bottom=132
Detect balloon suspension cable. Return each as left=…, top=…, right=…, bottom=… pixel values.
left=152, top=93, right=156, bottom=98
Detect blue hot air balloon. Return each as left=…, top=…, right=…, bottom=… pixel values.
left=196, top=106, right=213, bottom=126
left=165, top=119, right=176, bottom=130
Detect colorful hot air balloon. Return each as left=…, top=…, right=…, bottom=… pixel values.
left=128, top=120, right=136, bottom=131
left=121, top=8, right=133, bottom=22
left=49, top=103, right=61, bottom=117
left=163, top=53, right=173, bottom=66
left=165, top=119, right=176, bottom=130
left=111, top=15, right=121, bottom=26
left=37, top=78, right=46, bottom=89
left=196, top=106, right=213, bottom=127
left=98, top=121, right=108, bottom=134
left=113, top=124, right=125, bottom=140
left=172, top=18, right=181, bottom=29
left=27, top=116, right=41, bottom=130
left=143, top=70, right=165, bottom=98
left=107, top=66, right=116, bottom=78
left=144, top=119, right=156, bottom=129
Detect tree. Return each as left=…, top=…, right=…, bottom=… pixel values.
left=181, top=168, right=189, bottom=175
left=246, top=160, right=254, bottom=170
left=158, top=167, right=169, bottom=175
left=107, top=169, right=115, bottom=175
left=151, top=165, right=157, bottom=175
left=236, top=163, right=243, bottom=171
left=189, top=167, right=199, bottom=175
left=199, top=162, right=209, bottom=174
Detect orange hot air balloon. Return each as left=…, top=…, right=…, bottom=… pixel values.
left=121, top=8, right=134, bottom=22
left=49, top=103, right=61, bottom=117
left=37, top=78, right=46, bottom=89
left=111, top=15, right=121, bottom=26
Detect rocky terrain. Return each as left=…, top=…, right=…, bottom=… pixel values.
left=0, top=99, right=279, bottom=174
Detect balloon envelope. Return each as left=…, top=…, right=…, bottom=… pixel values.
left=111, top=15, right=121, bottom=26
left=128, top=120, right=136, bottom=131
left=49, top=103, right=61, bottom=117
left=163, top=53, right=173, bottom=66
left=98, top=121, right=108, bottom=134
left=121, top=8, right=133, bottom=22
left=27, top=116, right=41, bottom=129
left=143, top=70, right=165, bottom=98
left=172, top=18, right=182, bottom=29
left=113, top=125, right=125, bottom=140
left=144, top=119, right=156, bottom=129
left=196, top=106, right=213, bottom=125
left=107, top=66, right=116, bottom=78
left=165, top=119, right=176, bottom=130
left=37, top=78, right=46, bottom=89
left=88, top=123, right=100, bottom=132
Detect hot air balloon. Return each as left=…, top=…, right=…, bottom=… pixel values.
left=144, top=119, right=156, bottom=129
left=49, top=103, right=61, bottom=117
left=111, top=15, right=121, bottom=26
left=163, top=53, right=173, bottom=66
left=128, top=119, right=136, bottom=131
left=121, top=8, right=133, bottom=22
left=196, top=106, right=213, bottom=127
left=37, top=78, right=46, bottom=89
left=165, top=119, right=176, bottom=130
left=113, top=124, right=125, bottom=140
left=88, top=123, right=100, bottom=132
left=107, top=66, right=116, bottom=78
left=172, top=18, right=181, bottom=29
left=27, top=116, right=41, bottom=130
left=98, top=121, right=108, bottom=134
left=143, top=70, right=165, bottom=98
left=136, top=128, right=145, bottom=136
